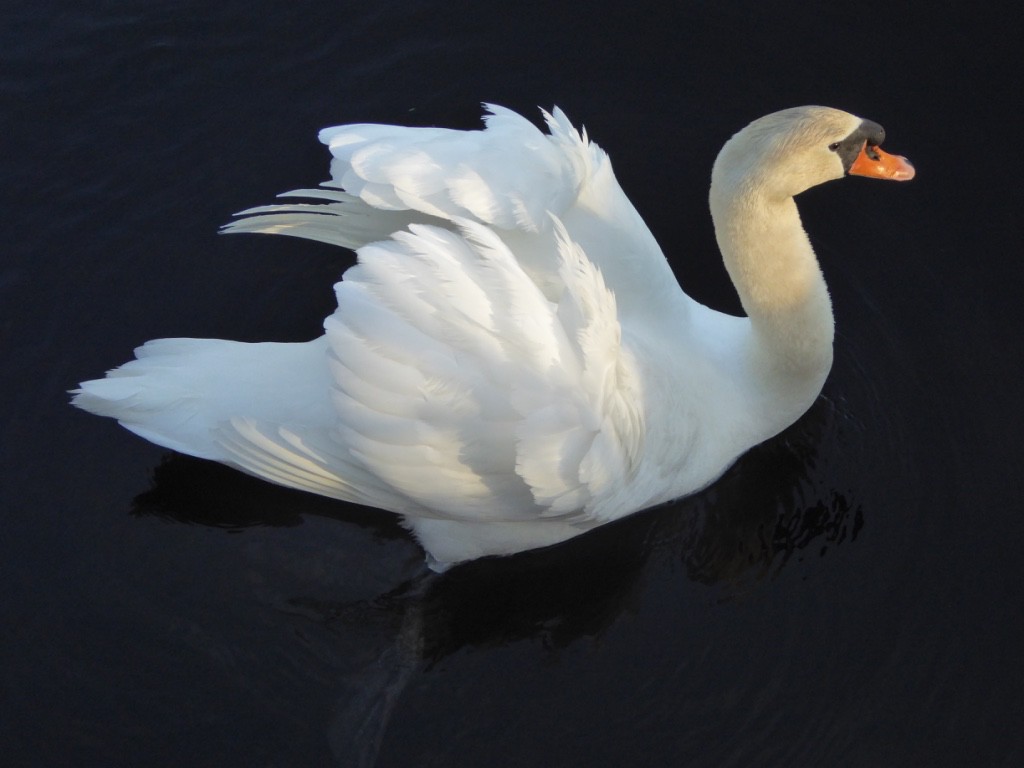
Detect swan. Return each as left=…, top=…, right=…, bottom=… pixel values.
left=72, top=105, right=913, bottom=571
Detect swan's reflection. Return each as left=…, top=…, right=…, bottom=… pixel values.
left=131, top=394, right=861, bottom=766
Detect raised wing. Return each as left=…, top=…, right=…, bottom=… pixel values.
left=217, top=106, right=653, bottom=524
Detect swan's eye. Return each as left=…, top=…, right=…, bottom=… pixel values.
left=828, top=142, right=841, bottom=152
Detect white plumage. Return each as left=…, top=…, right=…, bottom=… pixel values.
left=73, top=104, right=913, bottom=570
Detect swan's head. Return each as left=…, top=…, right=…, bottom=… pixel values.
left=712, top=106, right=915, bottom=200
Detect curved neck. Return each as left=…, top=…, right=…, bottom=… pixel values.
left=709, top=181, right=835, bottom=427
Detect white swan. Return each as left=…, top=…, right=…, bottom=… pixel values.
left=72, top=105, right=913, bottom=570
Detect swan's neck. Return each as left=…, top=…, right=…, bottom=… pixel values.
left=709, top=182, right=835, bottom=425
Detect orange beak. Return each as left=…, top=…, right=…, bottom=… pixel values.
left=850, top=142, right=916, bottom=181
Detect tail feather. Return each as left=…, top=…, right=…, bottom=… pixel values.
left=71, top=337, right=335, bottom=462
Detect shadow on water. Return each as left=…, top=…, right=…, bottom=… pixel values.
left=129, top=393, right=863, bottom=765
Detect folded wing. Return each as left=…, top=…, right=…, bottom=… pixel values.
left=216, top=217, right=644, bottom=524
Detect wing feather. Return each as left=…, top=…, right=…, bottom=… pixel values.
left=316, top=105, right=589, bottom=232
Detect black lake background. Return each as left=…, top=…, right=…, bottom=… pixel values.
left=3, top=1, right=1022, bottom=765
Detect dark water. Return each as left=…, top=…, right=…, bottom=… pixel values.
left=3, top=1, right=1022, bottom=765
